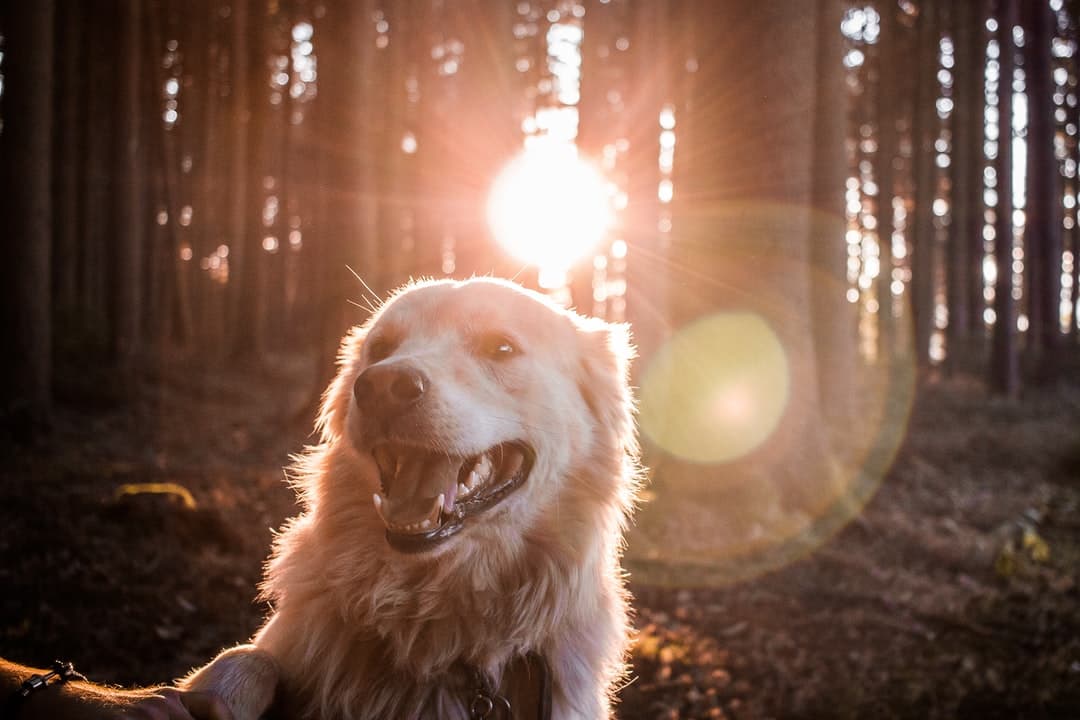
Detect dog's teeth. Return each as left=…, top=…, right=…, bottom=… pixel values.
left=468, top=470, right=480, bottom=489
left=476, top=455, right=492, bottom=481
left=373, top=493, right=390, bottom=525
left=419, top=519, right=431, bottom=530
left=458, top=482, right=469, bottom=498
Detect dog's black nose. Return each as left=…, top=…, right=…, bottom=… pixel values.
left=353, top=363, right=428, bottom=414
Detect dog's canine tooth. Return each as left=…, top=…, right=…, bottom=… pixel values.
left=467, top=470, right=480, bottom=489
left=458, top=482, right=469, bottom=498
left=476, top=454, right=492, bottom=481
left=373, top=493, right=390, bottom=526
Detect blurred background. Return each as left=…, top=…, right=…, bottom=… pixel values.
left=1, top=1, right=1079, bottom=717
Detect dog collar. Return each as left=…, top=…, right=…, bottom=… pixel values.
left=467, top=652, right=551, bottom=720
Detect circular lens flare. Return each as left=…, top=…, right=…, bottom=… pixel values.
left=487, top=143, right=612, bottom=276
left=639, top=313, right=790, bottom=464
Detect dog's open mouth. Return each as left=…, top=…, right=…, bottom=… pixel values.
left=370, top=441, right=535, bottom=553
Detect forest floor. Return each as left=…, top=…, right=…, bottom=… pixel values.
left=2, top=354, right=1079, bottom=719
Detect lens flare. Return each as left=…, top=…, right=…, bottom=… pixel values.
left=487, top=143, right=612, bottom=276
left=639, top=313, right=790, bottom=464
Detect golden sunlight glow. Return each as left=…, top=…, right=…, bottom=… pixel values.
left=487, top=142, right=612, bottom=281
left=638, top=313, right=790, bottom=464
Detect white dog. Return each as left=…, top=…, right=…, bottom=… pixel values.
left=183, top=278, right=641, bottom=719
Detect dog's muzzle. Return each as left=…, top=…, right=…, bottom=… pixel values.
left=370, top=441, right=535, bottom=553
left=352, top=362, right=535, bottom=553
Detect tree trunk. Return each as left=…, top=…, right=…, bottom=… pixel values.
left=224, top=0, right=252, bottom=353
left=991, top=0, right=1020, bottom=397
left=52, top=3, right=84, bottom=330
left=911, top=0, right=939, bottom=370
left=1025, top=0, right=1062, bottom=382
left=875, top=1, right=900, bottom=358
left=968, top=1, right=992, bottom=346
left=810, top=0, right=856, bottom=426
left=112, top=0, right=146, bottom=371
left=948, top=0, right=978, bottom=371
left=622, top=0, right=672, bottom=364
left=0, top=1, right=55, bottom=428
left=82, top=1, right=120, bottom=348
left=229, top=0, right=268, bottom=359
left=657, top=0, right=835, bottom=514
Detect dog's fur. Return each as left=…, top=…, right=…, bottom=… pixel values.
left=183, top=278, right=641, bottom=719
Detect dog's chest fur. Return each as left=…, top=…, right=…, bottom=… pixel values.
left=262, top=509, right=601, bottom=719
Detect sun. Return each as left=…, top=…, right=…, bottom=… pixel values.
left=487, top=143, right=612, bottom=282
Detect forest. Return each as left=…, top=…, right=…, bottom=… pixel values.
left=1, top=0, right=1079, bottom=718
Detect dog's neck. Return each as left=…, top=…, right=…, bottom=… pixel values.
left=259, top=442, right=628, bottom=718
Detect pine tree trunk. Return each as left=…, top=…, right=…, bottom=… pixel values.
left=810, top=0, right=856, bottom=426
left=1025, top=0, right=1062, bottom=381
left=622, top=0, right=671, bottom=363
left=968, top=1, right=991, bottom=345
left=0, top=1, right=55, bottom=428
left=224, top=0, right=252, bottom=353
left=1069, top=0, right=1080, bottom=343
left=112, top=0, right=146, bottom=371
left=660, top=0, right=835, bottom=514
left=948, top=0, right=978, bottom=370
left=52, top=3, right=84, bottom=330
left=82, top=1, right=120, bottom=347
left=991, top=0, right=1020, bottom=396
left=875, top=2, right=900, bottom=358
left=229, top=0, right=268, bottom=359
left=911, top=0, right=939, bottom=370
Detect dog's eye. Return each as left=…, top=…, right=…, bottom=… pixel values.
left=477, top=333, right=518, bottom=360
left=366, top=336, right=397, bottom=363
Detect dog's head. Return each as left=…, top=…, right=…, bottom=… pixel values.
left=314, top=277, right=636, bottom=556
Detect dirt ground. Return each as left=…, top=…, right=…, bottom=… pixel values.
left=2, top=355, right=1079, bottom=719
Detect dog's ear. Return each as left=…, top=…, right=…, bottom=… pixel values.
left=575, top=318, right=636, bottom=442
left=314, top=325, right=367, bottom=443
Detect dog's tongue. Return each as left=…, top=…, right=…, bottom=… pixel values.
left=384, top=454, right=458, bottom=521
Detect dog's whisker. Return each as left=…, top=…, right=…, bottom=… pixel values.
left=344, top=264, right=384, bottom=314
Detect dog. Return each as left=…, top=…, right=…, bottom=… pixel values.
left=182, top=277, right=641, bottom=719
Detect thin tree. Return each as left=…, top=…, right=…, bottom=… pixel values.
left=948, top=0, right=979, bottom=370
left=875, top=0, right=901, bottom=358
left=52, top=3, right=85, bottom=330
left=811, top=0, right=856, bottom=427
left=911, top=0, right=940, bottom=370
left=991, top=0, right=1020, bottom=396
left=1025, top=0, right=1062, bottom=381
left=623, top=0, right=673, bottom=365
left=82, top=0, right=121, bottom=347
left=224, top=0, right=253, bottom=354
left=229, top=0, right=271, bottom=359
left=112, top=0, right=147, bottom=372
left=0, top=1, right=56, bottom=428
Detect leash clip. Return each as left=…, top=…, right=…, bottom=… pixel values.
left=469, top=689, right=512, bottom=719
left=469, top=670, right=512, bottom=719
